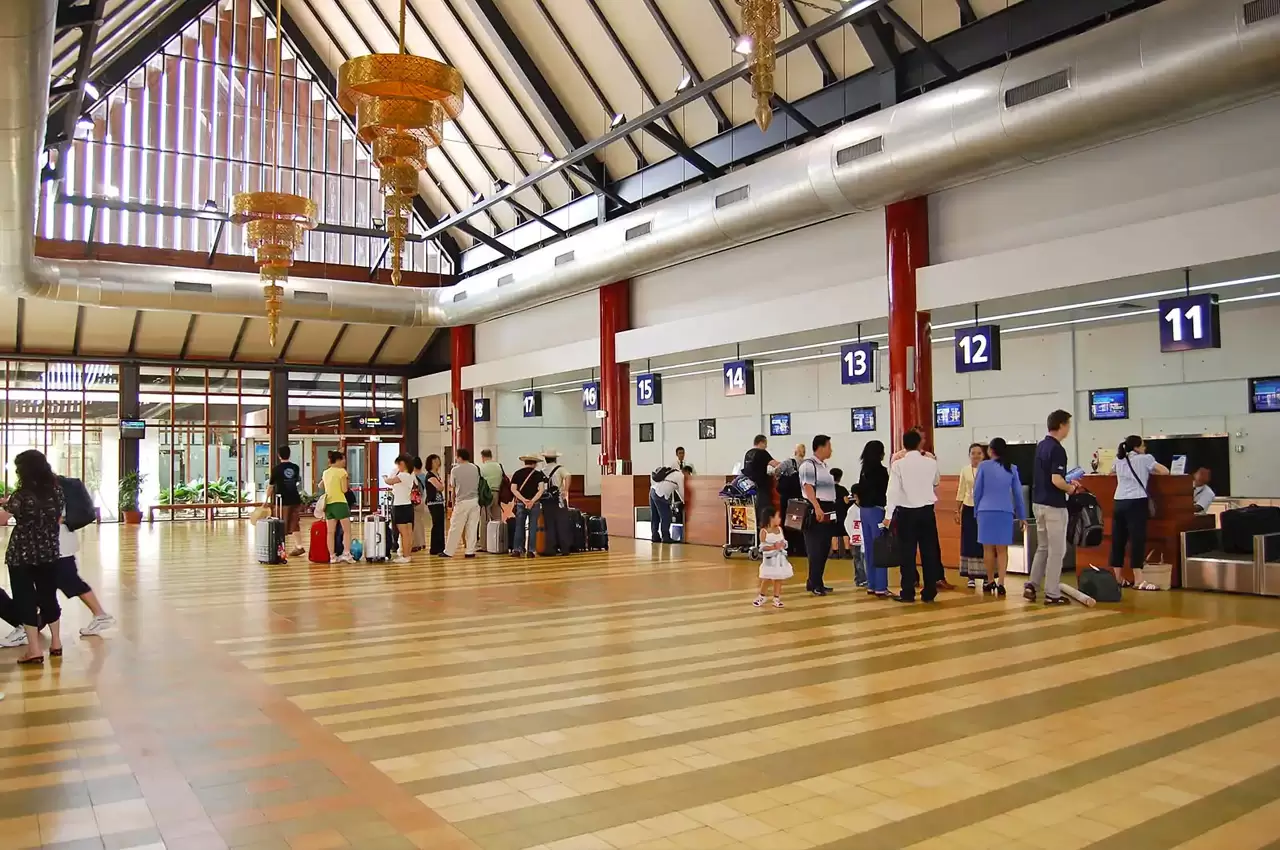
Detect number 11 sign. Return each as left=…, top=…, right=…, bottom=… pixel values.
left=1158, top=294, right=1220, bottom=352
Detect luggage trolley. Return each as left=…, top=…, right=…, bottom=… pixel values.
left=722, top=497, right=761, bottom=560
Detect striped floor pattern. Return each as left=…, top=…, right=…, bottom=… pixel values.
left=1, top=522, right=1279, bottom=850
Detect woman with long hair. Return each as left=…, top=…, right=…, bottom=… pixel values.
left=973, top=437, right=1026, bottom=595
left=956, top=442, right=986, bottom=588
left=856, top=440, right=891, bottom=598
left=423, top=454, right=447, bottom=555
left=321, top=451, right=355, bottom=563
left=383, top=454, right=417, bottom=564
left=411, top=456, right=428, bottom=552
left=1112, top=435, right=1169, bottom=590
left=3, top=450, right=65, bottom=664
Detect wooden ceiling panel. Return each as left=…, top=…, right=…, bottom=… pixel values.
left=235, top=318, right=287, bottom=362
left=77, top=306, right=138, bottom=355
left=329, top=324, right=385, bottom=364
left=284, top=321, right=344, bottom=363
left=0, top=296, right=19, bottom=352
left=19, top=299, right=81, bottom=354
left=132, top=310, right=188, bottom=357
left=185, top=314, right=248, bottom=359
left=375, top=327, right=434, bottom=366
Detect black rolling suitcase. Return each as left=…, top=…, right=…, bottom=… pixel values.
left=1220, top=505, right=1280, bottom=554
left=506, top=516, right=519, bottom=553
left=255, top=497, right=287, bottom=564
left=568, top=508, right=586, bottom=553
left=586, top=515, right=609, bottom=551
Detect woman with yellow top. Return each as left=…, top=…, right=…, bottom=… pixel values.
left=956, top=442, right=986, bottom=588
left=322, top=450, right=354, bottom=564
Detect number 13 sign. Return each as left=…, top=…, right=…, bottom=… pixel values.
left=1158, top=294, right=1220, bottom=352
left=955, top=325, right=1001, bottom=373
left=840, top=342, right=877, bottom=385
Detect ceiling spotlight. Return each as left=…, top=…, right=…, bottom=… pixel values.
left=75, top=115, right=94, bottom=134
left=609, top=112, right=626, bottom=129
left=83, top=82, right=100, bottom=100
left=733, top=35, right=753, bottom=55
left=675, top=71, right=692, bottom=92
left=203, top=199, right=219, bottom=211
left=371, top=216, right=385, bottom=229
left=537, top=150, right=555, bottom=164
left=102, top=184, right=120, bottom=198
left=471, top=191, right=484, bottom=203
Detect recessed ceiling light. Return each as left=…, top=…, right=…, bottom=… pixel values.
left=734, top=36, right=753, bottom=55
left=471, top=191, right=483, bottom=203
left=537, top=151, right=555, bottom=163
left=610, top=112, right=626, bottom=129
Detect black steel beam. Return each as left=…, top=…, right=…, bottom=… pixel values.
left=71, top=306, right=85, bottom=356
left=178, top=314, right=198, bottom=359
left=452, top=0, right=1162, bottom=270
left=457, top=0, right=591, bottom=156
left=531, top=0, right=647, bottom=169
left=14, top=300, right=24, bottom=353
left=712, top=6, right=824, bottom=139
left=642, top=125, right=722, bottom=178
left=503, top=194, right=566, bottom=237
left=127, top=310, right=142, bottom=354
left=565, top=165, right=636, bottom=214
left=46, top=0, right=107, bottom=164
left=368, top=326, right=396, bottom=366
left=422, top=0, right=891, bottom=242
left=278, top=321, right=301, bottom=362
left=458, top=222, right=518, bottom=259
left=56, top=0, right=105, bottom=31
left=0, top=348, right=410, bottom=376
left=228, top=317, right=250, bottom=361
left=880, top=4, right=959, bottom=80
left=956, top=0, right=979, bottom=26
left=409, top=330, right=450, bottom=378
left=640, top=0, right=731, bottom=132
left=271, top=0, right=461, bottom=265
left=207, top=220, right=227, bottom=266
left=588, top=0, right=683, bottom=142
left=769, top=94, right=819, bottom=135
left=324, top=324, right=349, bottom=365
left=369, top=240, right=391, bottom=279
left=781, top=0, right=838, bottom=87
left=852, top=10, right=902, bottom=107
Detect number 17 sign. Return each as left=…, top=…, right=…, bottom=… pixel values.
left=1158, top=294, right=1220, bottom=353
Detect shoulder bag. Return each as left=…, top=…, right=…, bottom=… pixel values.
left=1124, top=455, right=1157, bottom=518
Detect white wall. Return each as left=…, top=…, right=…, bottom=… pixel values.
left=627, top=304, right=1280, bottom=497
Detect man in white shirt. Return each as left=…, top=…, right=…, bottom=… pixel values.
left=649, top=465, right=684, bottom=544
left=675, top=446, right=695, bottom=475
left=1192, top=467, right=1216, bottom=514
left=883, top=429, right=943, bottom=603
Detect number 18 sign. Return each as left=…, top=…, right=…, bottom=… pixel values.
left=1158, top=294, right=1220, bottom=352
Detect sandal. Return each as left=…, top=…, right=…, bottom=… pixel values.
left=996, top=584, right=1007, bottom=597
left=753, top=595, right=766, bottom=607
left=17, top=655, right=44, bottom=666
left=773, top=598, right=784, bottom=608
left=1119, top=579, right=1135, bottom=588
left=1136, top=581, right=1161, bottom=591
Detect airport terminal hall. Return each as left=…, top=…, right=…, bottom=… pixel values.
left=7, top=0, right=1280, bottom=848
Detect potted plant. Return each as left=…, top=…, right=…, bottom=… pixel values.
left=119, top=471, right=145, bottom=524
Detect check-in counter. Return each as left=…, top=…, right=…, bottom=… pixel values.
left=601, top=474, right=732, bottom=546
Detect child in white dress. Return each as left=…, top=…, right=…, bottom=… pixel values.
left=754, top=508, right=793, bottom=608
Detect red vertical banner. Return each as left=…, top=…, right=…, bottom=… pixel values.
left=886, top=196, right=931, bottom=451
left=450, top=325, right=475, bottom=454
left=599, top=280, right=632, bottom=472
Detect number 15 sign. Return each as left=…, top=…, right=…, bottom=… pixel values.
left=1158, top=294, right=1220, bottom=353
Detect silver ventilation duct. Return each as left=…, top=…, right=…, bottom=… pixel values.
left=5, top=0, right=1280, bottom=329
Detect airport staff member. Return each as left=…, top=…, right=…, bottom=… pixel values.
left=675, top=446, right=695, bottom=475
left=1192, top=467, right=1216, bottom=513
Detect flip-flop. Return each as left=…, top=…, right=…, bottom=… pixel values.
left=1136, top=581, right=1161, bottom=591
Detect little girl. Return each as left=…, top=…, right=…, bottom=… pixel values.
left=754, top=508, right=793, bottom=608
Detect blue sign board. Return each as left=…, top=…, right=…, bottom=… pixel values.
left=1088, top=388, right=1129, bottom=421
left=1158, top=294, right=1221, bottom=352
left=723, top=360, right=755, bottom=397
left=955, top=325, right=1001, bottom=373
left=935, top=400, right=965, bottom=429
left=636, top=373, right=662, bottom=406
left=1249, top=377, right=1280, bottom=413
left=473, top=398, right=491, bottom=422
left=769, top=413, right=791, bottom=437
left=581, top=381, right=600, bottom=412
left=851, top=407, right=876, bottom=433
left=840, top=342, right=878, bottom=385
left=522, top=390, right=542, bottom=418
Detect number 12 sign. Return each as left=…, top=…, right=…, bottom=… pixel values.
left=955, top=325, right=1002, bottom=373
left=840, top=342, right=877, bottom=385
left=1158, top=294, right=1220, bottom=352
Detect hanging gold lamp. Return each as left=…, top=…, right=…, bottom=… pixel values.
left=737, top=0, right=781, bottom=132
left=231, top=0, right=317, bottom=346
left=337, top=0, right=464, bottom=286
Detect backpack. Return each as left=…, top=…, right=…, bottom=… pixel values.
left=59, top=476, right=96, bottom=531
left=651, top=465, right=678, bottom=483
left=542, top=466, right=562, bottom=504
left=1068, top=491, right=1104, bottom=548
left=776, top=459, right=801, bottom=497
left=1078, top=566, right=1122, bottom=603
left=477, top=470, right=495, bottom=507
left=498, top=464, right=513, bottom=503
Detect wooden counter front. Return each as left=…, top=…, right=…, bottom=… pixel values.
left=601, top=475, right=649, bottom=538
left=683, top=475, right=733, bottom=547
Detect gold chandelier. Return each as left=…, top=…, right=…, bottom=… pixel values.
left=737, top=0, right=781, bottom=132
left=337, top=0, right=464, bottom=286
left=231, top=0, right=317, bottom=346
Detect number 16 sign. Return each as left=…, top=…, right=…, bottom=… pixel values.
left=1158, top=294, right=1220, bottom=352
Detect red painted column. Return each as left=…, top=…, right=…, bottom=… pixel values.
left=599, top=280, right=632, bottom=472
left=886, top=197, right=932, bottom=451
left=450, top=325, right=475, bottom=454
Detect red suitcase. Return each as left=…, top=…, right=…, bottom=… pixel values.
left=308, top=521, right=331, bottom=563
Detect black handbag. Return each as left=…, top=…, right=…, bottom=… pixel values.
left=872, top=522, right=902, bottom=568
left=784, top=499, right=811, bottom=531
left=1078, top=566, right=1123, bottom=602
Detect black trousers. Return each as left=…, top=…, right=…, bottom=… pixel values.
left=543, top=500, right=571, bottom=555
left=7, top=561, right=61, bottom=629
left=896, top=506, right=943, bottom=601
left=428, top=503, right=446, bottom=554
left=803, top=512, right=837, bottom=591
left=1110, top=498, right=1149, bottom=573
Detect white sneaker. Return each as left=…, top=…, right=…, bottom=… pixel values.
left=336, top=554, right=355, bottom=563
left=393, top=555, right=410, bottom=564
left=0, top=626, right=28, bottom=648
left=79, top=614, right=116, bottom=636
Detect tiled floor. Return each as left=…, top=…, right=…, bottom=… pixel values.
left=2, top=522, right=1280, bottom=850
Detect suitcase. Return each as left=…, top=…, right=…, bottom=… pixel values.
left=506, top=516, right=519, bottom=553
left=363, top=515, right=390, bottom=562
left=486, top=519, right=506, bottom=554
left=256, top=505, right=286, bottom=565
left=586, top=515, right=609, bottom=551
left=309, top=520, right=345, bottom=563
left=569, top=508, right=586, bottom=553
left=1220, top=505, right=1280, bottom=554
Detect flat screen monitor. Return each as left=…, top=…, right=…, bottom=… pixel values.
left=769, top=413, right=791, bottom=437
left=1089, top=388, right=1129, bottom=421
left=120, top=419, right=146, bottom=439
left=851, top=407, right=876, bottom=433
left=934, top=401, right=964, bottom=429
left=1249, top=376, right=1280, bottom=413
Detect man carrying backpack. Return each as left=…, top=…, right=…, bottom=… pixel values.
left=649, top=465, right=684, bottom=545
left=540, top=450, right=572, bottom=556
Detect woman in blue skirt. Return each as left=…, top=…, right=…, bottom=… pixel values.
left=855, top=441, right=890, bottom=598
left=972, top=437, right=1026, bottom=596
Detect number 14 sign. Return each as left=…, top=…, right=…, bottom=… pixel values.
left=1158, top=294, right=1221, bottom=352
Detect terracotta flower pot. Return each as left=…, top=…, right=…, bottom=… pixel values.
left=123, top=510, right=143, bottom=525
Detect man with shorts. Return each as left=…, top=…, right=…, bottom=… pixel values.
left=266, top=445, right=305, bottom=556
